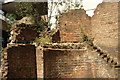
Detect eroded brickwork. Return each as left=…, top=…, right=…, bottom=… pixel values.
left=44, top=48, right=117, bottom=78
left=48, top=2, right=119, bottom=78
left=2, top=2, right=119, bottom=79
left=9, top=23, right=38, bottom=43
left=91, top=2, right=119, bottom=62
left=59, top=9, right=91, bottom=42
left=58, top=2, right=119, bottom=66
left=6, top=44, right=37, bottom=79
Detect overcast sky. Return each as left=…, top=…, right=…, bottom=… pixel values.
left=83, top=0, right=103, bottom=17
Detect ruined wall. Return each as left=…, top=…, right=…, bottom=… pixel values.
left=9, top=23, right=38, bottom=44
left=2, top=2, right=119, bottom=79
left=1, top=22, right=39, bottom=79
left=59, top=9, right=91, bottom=42
left=58, top=2, right=119, bottom=62
left=91, top=2, right=119, bottom=62
left=47, top=2, right=119, bottom=78
left=5, top=44, right=37, bottom=79
left=44, top=48, right=117, bottom=78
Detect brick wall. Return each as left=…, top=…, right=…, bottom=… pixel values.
left=58, top=2, right=119, bottom=62
left=91, top=2, right=119, bottom=62
left=2, top=2, right=119, bottom=79
left=59, top=9, right=91, bottom=42
left=6, top=44, right=37, bottom=79
left=44, top=49, right=117, bottom=78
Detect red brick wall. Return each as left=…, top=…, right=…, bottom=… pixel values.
left=7, top=45, right=37, bottom=79
left=59, top=9, right=91, bottom=42
left=91, top=2, right=119, bottom=61
left=58, top=2, right=119, bottom=62
left=44, top=49, right=117, bottom=78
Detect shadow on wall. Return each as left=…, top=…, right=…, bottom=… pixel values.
left=0, top=29, right=9, bottom=48
left=52, top=30, right=60, bottom=43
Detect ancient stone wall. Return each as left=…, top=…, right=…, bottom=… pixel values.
left=5, top=44, right=37, bottom=79
left=59, top=9, right=91, bottom=42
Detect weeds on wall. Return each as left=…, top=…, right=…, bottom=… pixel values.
left=34, top=29, right=57, bottom=45
left=35, top=36, right=51, bottom=45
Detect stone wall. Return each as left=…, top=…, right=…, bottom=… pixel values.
left=44, top=48, right=117, bottom=78
left=59, top=9, right=91, bottom=42
left=6, top=44, right=37, bottom=79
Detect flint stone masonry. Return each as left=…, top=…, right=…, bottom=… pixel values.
left=44, top=48, right=117, bottom=78
left=6, top=44, right=37, bottom=79
left=59, top=9, right=91, bottom=42
left=91, top=2, right=119, bottom=61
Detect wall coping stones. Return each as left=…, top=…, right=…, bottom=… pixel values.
left=43, top=43, right=87, bottom=49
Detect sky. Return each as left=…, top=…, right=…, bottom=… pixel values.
left=83, top=0, right=103, bottom=17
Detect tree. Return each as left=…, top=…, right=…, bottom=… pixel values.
left=5, top=2, right=48, bottom=32
left=48, top=0, right=83, bottom=29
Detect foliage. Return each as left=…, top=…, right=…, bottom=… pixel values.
left=34, top=28, right=58, bottom=45
left=82, top=34, right=89, bottom=42
left=5, top=13, right=16, bottom=29
left=48, top=0, right=83, bottom=28
left=5, top=2, right=48, bottom=32
left=15, top=2, right=37, bottom=17
left=35, top=36, right=51, bottom=45
left=15, top=2, right=47, bottom=28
